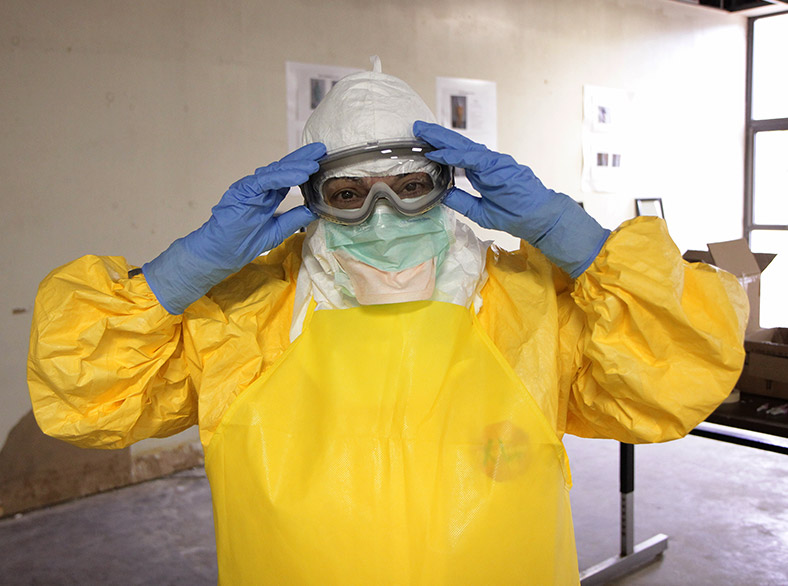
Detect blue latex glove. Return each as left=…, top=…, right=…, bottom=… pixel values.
left=413, top=121, right=610, bottom=278
left=142, top=142, right=325, bottom=314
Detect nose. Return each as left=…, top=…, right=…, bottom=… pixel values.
left=369, top=198, right=396, bottom=215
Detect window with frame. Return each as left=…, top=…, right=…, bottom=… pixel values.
left=745, top=11, right=788, bottom=327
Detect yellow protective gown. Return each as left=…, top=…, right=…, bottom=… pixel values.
left=27, top=216, right=748, bottom=583
left=208, top=300, right=577, bottom=584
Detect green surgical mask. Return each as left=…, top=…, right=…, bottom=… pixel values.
left=324, top=205, right=451, bottom=272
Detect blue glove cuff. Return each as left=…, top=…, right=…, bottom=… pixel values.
left=530, top=194, right=611, bottom=278
left=142, top=235, right=234, bottom=315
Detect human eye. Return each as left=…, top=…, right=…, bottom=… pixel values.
left=323, top=179, right=367, bottom=209
left=396, top=173, right=434, bottom=199
left=328, top=189, right=366, bottom=209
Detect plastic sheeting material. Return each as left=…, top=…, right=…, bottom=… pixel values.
left=206, top=300, right=578, bottom=584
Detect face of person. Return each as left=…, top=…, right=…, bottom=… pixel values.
left=321, top=172, right=435, bottom=211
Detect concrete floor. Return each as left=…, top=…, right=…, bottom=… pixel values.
left=1, top=434, right=786, bottom=585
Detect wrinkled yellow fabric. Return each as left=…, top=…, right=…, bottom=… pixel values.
left=28, top=216, right=748, bottom=451
left=479, top=217, right=749, bottom=443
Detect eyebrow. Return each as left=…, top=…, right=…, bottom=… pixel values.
left=326, top=177, right=365, bottom=184
left=325, top=173, right=428, bottom=187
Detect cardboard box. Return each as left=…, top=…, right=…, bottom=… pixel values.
left=738, top=327, right=788, bottom=400
left=683, top=239, right=787, bottom=400
left=683, top=238, right=776, bottom=336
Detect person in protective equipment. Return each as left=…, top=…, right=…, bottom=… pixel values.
left=28, top=58, right=748, bottom=585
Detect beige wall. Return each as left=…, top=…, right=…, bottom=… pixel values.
left=1, top=1, right=746, bottom=457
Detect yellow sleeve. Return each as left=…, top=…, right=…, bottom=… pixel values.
left=564, top=216, right=748, bottom=443
left=27, top=255, right=197, bottom=449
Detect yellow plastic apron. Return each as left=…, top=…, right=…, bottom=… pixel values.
left=205, top=300, right=578, bottom=585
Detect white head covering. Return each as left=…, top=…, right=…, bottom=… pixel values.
left=291, top=58, right=489, bottom=340
left=302, top=56, right=437, bottom=152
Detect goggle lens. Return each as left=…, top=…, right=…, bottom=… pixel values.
left=300, top=140, right=453, bottom=225
left=321, top=173, right=436, bottom=210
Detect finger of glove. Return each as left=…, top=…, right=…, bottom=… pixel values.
left=424, top=147, right=509, bottom=176
left=279, top=142, right=327, bottom=163
left=213, top=184, right=288, bottom=224
left=272, top=205, right=318, bottom=242
left=227, top=160, right=316, bottom=201
left=251, top=205, right=316, bottom=256
left=252, top=162, right=319, bottom=194
left=442, top=187, right=491, bottom=228
left=413, top=121, right=486, bottom=152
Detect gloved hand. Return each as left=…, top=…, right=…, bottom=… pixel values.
left=142, top=142, right=326, bottom=314
left=413, top=121, right=610, bottom=278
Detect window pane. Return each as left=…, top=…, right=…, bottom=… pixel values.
left=752, top=13, right=788, bottom=120
left=753, top=130, right=788, bottom=226
left=749, top=230, right=788, bottom=328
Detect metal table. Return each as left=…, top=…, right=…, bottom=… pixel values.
left=579, top=393, right=788, bottom=585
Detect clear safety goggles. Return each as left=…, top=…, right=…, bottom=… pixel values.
left=301, top=140, right=453, bottom=225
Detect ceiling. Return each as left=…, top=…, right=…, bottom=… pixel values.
left=675, top=0, right=788, bottom=12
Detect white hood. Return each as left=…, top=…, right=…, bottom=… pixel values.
left=302, top=56, right=437, bottom=153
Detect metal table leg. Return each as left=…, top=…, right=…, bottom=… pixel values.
left=579, top=443, right=669, bottom=585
